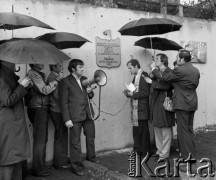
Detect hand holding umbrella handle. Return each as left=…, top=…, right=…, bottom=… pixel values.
left=148, top=61, right=156, bottom=70
left=56, top=72, right=64, bottom=82
left=20, top=77, right=31, bottom=88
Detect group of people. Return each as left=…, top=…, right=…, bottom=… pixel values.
left=0, top=59, right=98, bottom=180
left=0, top=48, right=201, bottom=179
left=124, top=49, right=200, bottom=169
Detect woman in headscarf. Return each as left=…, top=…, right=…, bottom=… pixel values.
left=0, top=60, right=31, bottom=180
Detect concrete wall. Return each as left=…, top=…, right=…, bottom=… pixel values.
left=1, top=0, right=216, bottom=160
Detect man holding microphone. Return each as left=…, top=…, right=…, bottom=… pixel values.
left=59, top=59, right=98, bottom=176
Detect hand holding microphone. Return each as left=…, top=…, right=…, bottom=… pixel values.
left=87, top=86, right=97, bottom=93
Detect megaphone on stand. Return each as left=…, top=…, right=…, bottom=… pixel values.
left=82, top=69, right=107, bottom=87
left=81, top=70, right=107, bottom=120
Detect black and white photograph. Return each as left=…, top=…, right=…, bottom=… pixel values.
left=0, top=0, right=215, bottom=179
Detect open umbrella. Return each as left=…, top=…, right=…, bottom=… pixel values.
left=36, top=32, right=91, bottom=49
left=0, top=39, right=70, bottom=64
left=0, top=38, right=33, bottom=45
left=118, top=17, right=182, bottom=36
left=135, top=37, right=183, bottom=51
left=0, top=12, right=55, bottom=30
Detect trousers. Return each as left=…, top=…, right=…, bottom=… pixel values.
left=154, top=127, right=172, bottom=158
left=176, top=110, right=196, bottom=159
left=27, top=107, right=49, bottom=174
left=69, top=118, right=95, bottom=171
left=0, top=162, right=22, bottom=180
left=50, top=111, right=68, bottom=167
left=133, top=120, right=151, bottom=156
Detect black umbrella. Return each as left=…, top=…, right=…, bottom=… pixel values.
left=0, top=12, right=55, bottom=30
left=36, top=32, right=91, bottom=49
left=0, top=38, right=33, bottom=45
left=118, top=17, right=182, bottom=36
left=135, top=37, right=183, bottom=51
left=0, top=39, right=70, bottom=64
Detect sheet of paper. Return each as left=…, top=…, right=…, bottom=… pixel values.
left=125, top=83, right=136, bottom=92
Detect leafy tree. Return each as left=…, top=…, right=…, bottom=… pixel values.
left=182, top=0, right=215, bottom=19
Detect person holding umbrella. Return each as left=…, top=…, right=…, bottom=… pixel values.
left=25, top=64, right=63, bottom=177
left=0, top=60, right=31, bottom=180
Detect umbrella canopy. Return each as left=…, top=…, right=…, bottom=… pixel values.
left=36, top=32, right=91, bottom=49
left=0, top=12, right=55, bottom=30
left=0, top=39, right=70, bottom=64
left=118, top=17, right=182, bottom=36
left=135, top=37, right=183, bottom=51
left=0, top=38, right=33, bottom=45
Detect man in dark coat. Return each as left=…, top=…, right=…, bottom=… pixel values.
left=0, top=61, right=31, bottom=180
left=144, top=54, right=175, bottom=160
left=59, top=59, right=98, bottom=176
left=124, top=59, right=151, bottom=157
left=150, top=50, right=200, bottom=160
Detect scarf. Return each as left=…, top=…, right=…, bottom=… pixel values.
left=131, top=69, right=142, bottom=127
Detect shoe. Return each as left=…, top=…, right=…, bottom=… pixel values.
left=154, top=156, right=168, bottom=162
left=72, top=169, right=85, bottom=176
left=45, top=165, right=53, bottom=171
left=178, top=163, right=187, bottom=173
left=62, top=163, right=71, bottom=169
left=87, top=158, right=100, bottom=164
left=32, top=170, right=52, bottom=177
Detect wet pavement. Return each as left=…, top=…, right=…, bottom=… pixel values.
left=24, top=126, right=216, bottom=180
left=25, top=168, right=91, bottom=180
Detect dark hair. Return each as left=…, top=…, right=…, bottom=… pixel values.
left=126, top=59, right=140, bottom=68
left=173, top=60, right=177, bottom=66
left=49, top=64, right=56, bottom=71
left=156, top=53, right=168, bottom=67
left=29, top=64, right=34, bottom=68
left=68, top=59, right=84, bottom=73
left=179, top=49, right=191, bottom=62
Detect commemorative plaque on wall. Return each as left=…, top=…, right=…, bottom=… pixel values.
left=96, top=37, right=121, bottom=68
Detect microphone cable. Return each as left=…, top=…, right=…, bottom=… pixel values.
left=90, top=98, right=129, bottom=118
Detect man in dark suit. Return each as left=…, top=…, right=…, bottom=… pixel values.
left=124, top=59, right=151, bottom=157
left=149, top=50, right=200, bottom=160
left=59, top=59, right=98, bottom=176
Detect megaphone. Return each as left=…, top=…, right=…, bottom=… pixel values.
left=82, top=69, right=107, bottom=87
left=82, top=69, right=107, bottom=121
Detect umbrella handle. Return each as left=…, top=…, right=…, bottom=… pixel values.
left=150, top=37, right=153, bottom=55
